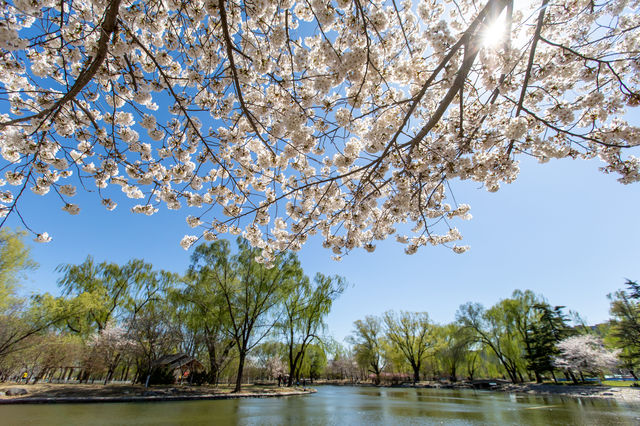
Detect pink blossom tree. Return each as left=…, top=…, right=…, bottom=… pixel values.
left=553, top=334, right=620, bottom=383
left=88, top=324, right=136, bottom=384
left=265, top=355, right=286, bottom=381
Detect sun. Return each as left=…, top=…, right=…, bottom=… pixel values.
left=481, top=12, right=508, bottom=49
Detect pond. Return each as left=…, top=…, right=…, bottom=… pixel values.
left=2, top=385, right=639, bottom=425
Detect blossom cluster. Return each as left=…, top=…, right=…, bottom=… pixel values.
left=0, top=0, right=638, bottom=260
left=553, top=335, right=620, bottom=374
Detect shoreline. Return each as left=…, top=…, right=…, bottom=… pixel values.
left=499, top=383, right=640, bottom=403
left=2, top=381, right=638, bottom=405
left=312, top=380, right=640, bottom=404
left=0, top=384, right=315, bottom=405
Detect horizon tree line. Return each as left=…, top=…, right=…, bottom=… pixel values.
left=349, top=289, right=632, bottom=385
left=0, top=228, right=638, bottom=388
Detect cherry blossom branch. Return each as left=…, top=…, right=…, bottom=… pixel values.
left=515, top=0, right=549, bottom=117
left=218, top=0, right=275, bottom=157
left=0, top=0, right=122, bottom=128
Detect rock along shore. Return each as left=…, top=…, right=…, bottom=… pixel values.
left=498, top=383, right=640, bottom=403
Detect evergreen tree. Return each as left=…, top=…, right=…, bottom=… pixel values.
left=525, top=304, right=572, bottom=383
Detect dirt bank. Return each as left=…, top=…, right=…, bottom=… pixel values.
left=0, top=383, right=315, bottom=404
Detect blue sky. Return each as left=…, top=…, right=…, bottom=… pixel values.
left=9, top=155, right=640, bottom=343
left=3, top=0, right=638, bottom=347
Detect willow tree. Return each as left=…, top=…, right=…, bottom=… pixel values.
left=457, top=301, right=526, bottom=383
left=383, top=311, right=432, bottom=384
left=0, top=228, right=37, bottom=310
left=201, top=238, right=298, bottom=392
left=349, top=315, right=387, bottom=384
left=179, top=240, right=238, bottom=385
left=57, top=257, right=172, bottom=335
left=433, top=323, right=472, bottom=382
left=0, top=292, right=83, bottom=365
left=280, top=271, right=345, bottom=386
left=0, top=229, right=77, bottom=364
left=0, top=0, right=638, bottom=258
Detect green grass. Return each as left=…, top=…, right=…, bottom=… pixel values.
left=601, top=380, right=639, bottom=387
left=539, top=380, right=640, bottom=387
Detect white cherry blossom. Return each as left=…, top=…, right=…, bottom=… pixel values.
left=0, top=0, right=637, bottom=258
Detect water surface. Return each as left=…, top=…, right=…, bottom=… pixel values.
left=2, top=385, right=639, bottom=425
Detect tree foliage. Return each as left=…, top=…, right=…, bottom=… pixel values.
left=174, top=250, right=236, bottom=385
left=57, top=256, right=176, bottom=335
left=524, top=303, right=572, bottom=383
left=0, top=230, right=630, bottom=386
left=457, top=301, right=523, bottom=383
left=432, top=323, right=472, bottom=382
left=608, top=280, right=640, bottom=377
left=0, top=228, right=37, bottom=310
left=0, top=229, right=83, bottom=365
left=350, top=315, right=386, bottom=384
left=280, top=272, right=345, bottom=385
left=186, top=238, right=338, bottom=391
left=384, top=310, right=432, bottom=384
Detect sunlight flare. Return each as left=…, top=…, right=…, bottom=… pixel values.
left=481, top=11, right=508, bottom=49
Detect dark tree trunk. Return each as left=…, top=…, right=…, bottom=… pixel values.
left=370, top=364, right=381, bottom=385
left=535, top=371, right=542, bottom=384
left=105, top=353, right=121, bottom=385
left=496, top=355, right=518, bottom=383
left=234, top=351, right=246, bottom=392
left=568, top=370, right=578, bottom=385
left=450, top=363, right=458, bottom=382
left=207, top=340, right=233, bottom=386
left=288, top=351, right=301, bottom=387
left=208, top=351, right=220, bottom=385
left=122, top=362, right=130, bottom=382
left=412, top=364, right=420, bottom=384
left=502, top=365, right=518, bottom=384
left=32, top=368, right=45, bottom=384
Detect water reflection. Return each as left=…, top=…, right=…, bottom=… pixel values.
left=1, top=385, right=639, bottom=425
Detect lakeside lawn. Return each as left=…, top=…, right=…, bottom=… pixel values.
left=601, top=380, right=640, bottom=388
left=536, top=380, right=640, bottom=388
